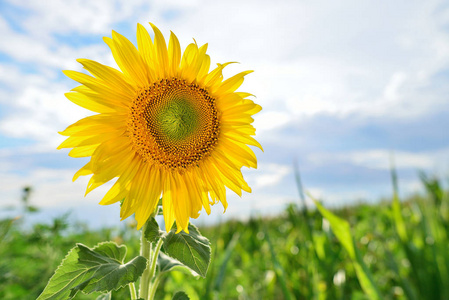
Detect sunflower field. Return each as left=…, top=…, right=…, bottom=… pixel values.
left=1, top=171, right=448, bottom=300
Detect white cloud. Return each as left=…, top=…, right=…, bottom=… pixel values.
left=253, top=111, right=291, bottom=133
left=0, top=167, right=80, bottom=207
left=0, top=82, right=88, bottom=149
left=0, top=153, right=119, bottom=210
left=308, top=148, right=449, bottom=171
left=247, top=163, right=291, bottom=189
left=383, top=72, right=408, bottom=101
left=7, top=0, right=147, bottom=36
left=0, top=21, right=110, bottom=70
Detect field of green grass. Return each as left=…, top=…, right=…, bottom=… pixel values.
left=1, top=172, right=448, bottom=300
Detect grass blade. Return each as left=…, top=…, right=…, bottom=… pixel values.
left=313, top=198, right=381, bottom=300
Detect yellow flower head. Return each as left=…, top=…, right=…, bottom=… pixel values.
left=59, top=23, right=262, bottom=233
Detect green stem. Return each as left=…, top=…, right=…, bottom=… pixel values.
left=139, top=206, right=161, bottom=300
left=150, top=238, right=164, bottom=279
left=139, top=221, right=152, bottom=300
left=148, top=238, right=164, bottom=300
left=129, top=282, right=137, bottom=300
left=148, top=275, right=161, bottom=300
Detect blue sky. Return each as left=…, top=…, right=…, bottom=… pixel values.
left=0, top=0, right=448, bottom=228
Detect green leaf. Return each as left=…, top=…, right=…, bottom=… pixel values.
left=37, top=242, right=147, bottom=300
left=163, top=224, right=211, bottom=277
left=314, top=200, right=355, bottom=259
left=158, top=252, right=198, bottom=276
left=391, top=163, right=408, bottom=242
left=172, top=291, right=190, bottom=300
left=144, top=217, right=164, bottom=243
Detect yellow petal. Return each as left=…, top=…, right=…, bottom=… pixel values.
left=77, top=58, right=136, bottom=96
left=100, top=185, right=128, bottom=206
left=122, top=163, right=151, bottom=218
left=69, top=87, right=129, bottom=111
left=85, top=150, right=134, bottom=195
left=162, top=173, right=175, bottom=231
left=215, top=71, right=253, bottom=95
left=242, top=100, right=262, bottom=115
left=220, top=139, right=258, bottom=168
left=68, top=144, right=99, bottom=158
left=197, top=54, right=210, bottom=83
left=57, top=132, right=122, bottom=149
left=59, top=114, right=126, bottom=136
left=64, top=70, right=131, bottom=105
left=150, top=23, right=169, bottom=78
left=222, top=130, right=263, bottom=151
left=168, top=31, right=181, bottom=77
left=188, top=43, right=208, bottom=81
left=65, top=92, right=116, bottom=114
left=136, top=23, right=157, bottom=80
left=90, top=137, right=132, bottom=171
left=135, top=166, right=161, bottom=229
left=181, top=43, right=198, bottom=81
left=120, top=162, right=149, bottom=220
left=211, top=156, right=251, bottom=194
left=105, top=33, right=149, bottom=86
left=190, top=168, right=212, bottom=214
left=236, top=92, right=255, bottom=99
left=222, top=103, right=261, bottom=117
left=221, top=115, right=255, bottom=125
left=185, top=171, right=208, bottom=215
left=204, top=62, right=236, bottom=89
left=221, top=124, right=256, bottom=137
left=173, top=174, right=191, bottom=233
left=73, top=161, right=93, bottom=181
left=99, top=156, right=141, bottom=205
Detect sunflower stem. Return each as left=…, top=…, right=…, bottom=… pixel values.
left=148, top=275, right=161, bottom=300
left=129, top=282, right=137, bottom=299
left=139, top=221, right=152, bottom=300
left=148, top=238, right=164, bottom=300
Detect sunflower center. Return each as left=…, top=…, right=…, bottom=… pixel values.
left=128, top=78, right=220, bottom=171
left=157, top=97, right=199, bottom=142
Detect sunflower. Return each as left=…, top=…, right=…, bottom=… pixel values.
left=58, top=23, right=262, bottom=233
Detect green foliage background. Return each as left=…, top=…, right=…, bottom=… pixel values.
left=1, top=173, right=448, bottom=300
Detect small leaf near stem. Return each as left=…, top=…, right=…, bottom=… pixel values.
left=163, top=224, right=211, bottom=278
left=145, top=217, right=164, bottom=243
left=158, top=252, right=198, bottom=276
